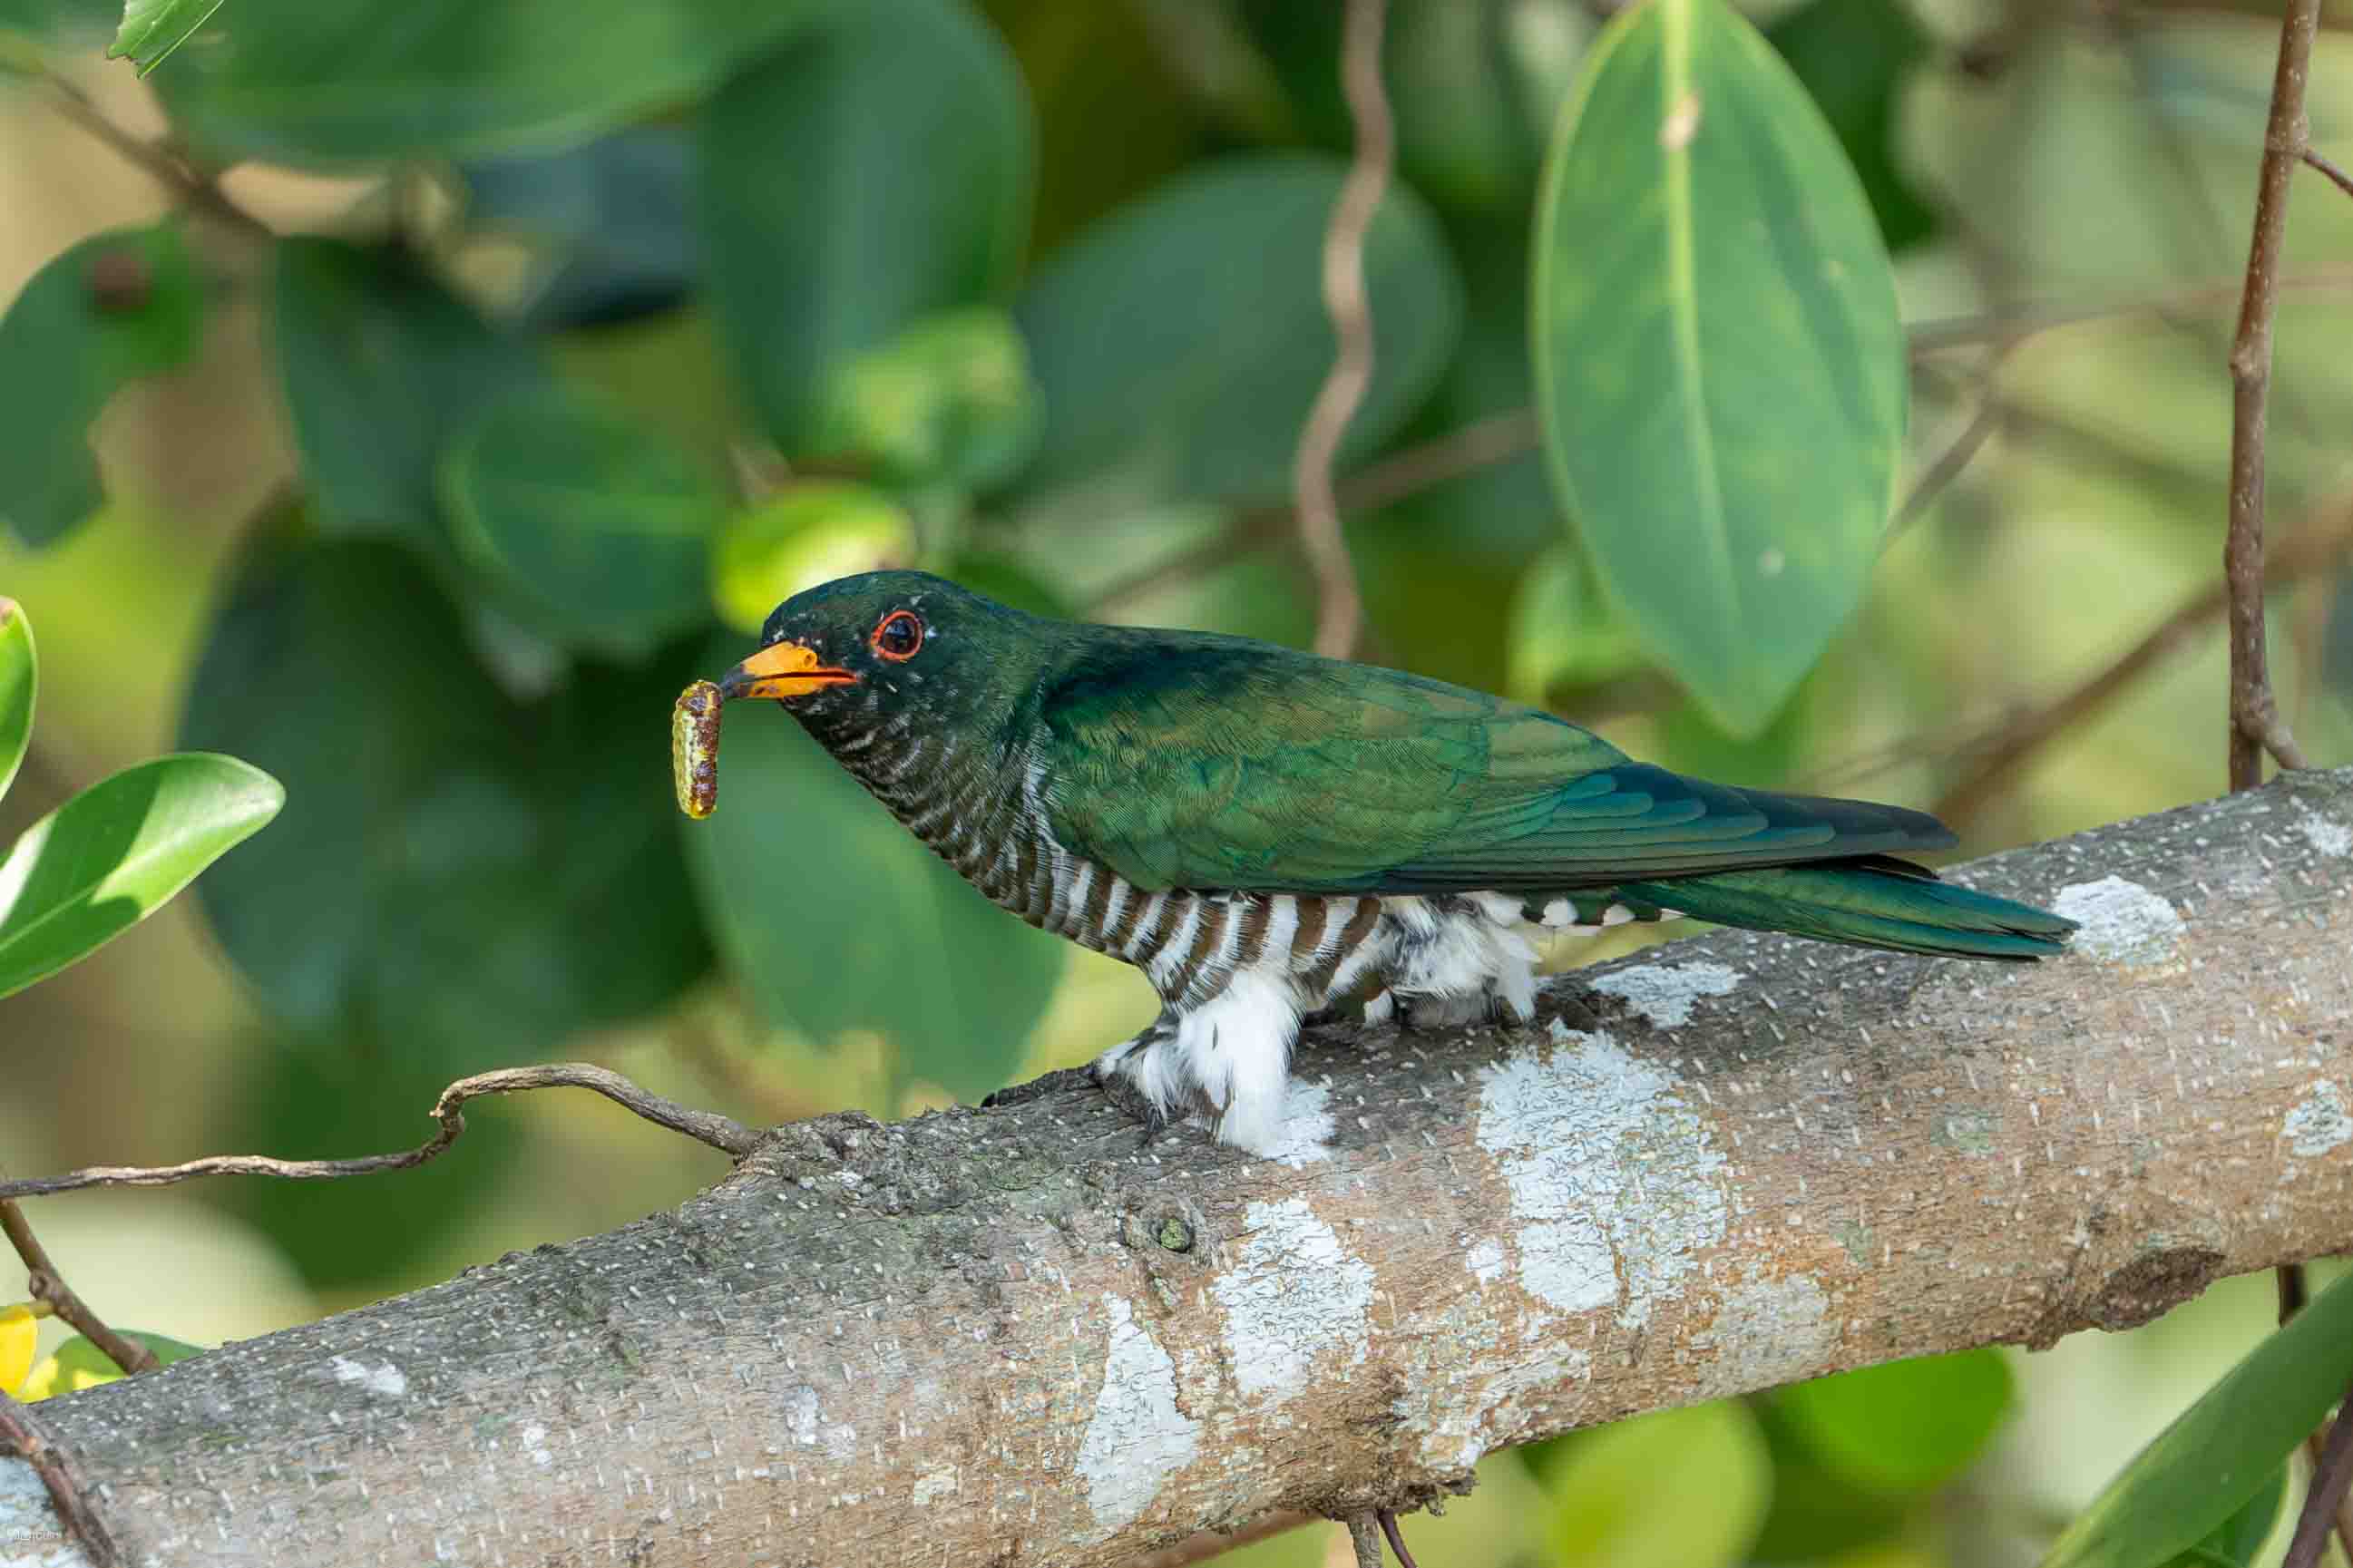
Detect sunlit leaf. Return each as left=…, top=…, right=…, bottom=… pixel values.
left=107, top=0, right=222, bottom=73
left=1544, top=1400, right=1772, bottom=1568
left=1014, top=155, right=1461, bottom=505
left=151, top=0, right=834, bottom=162
left=0, top=1304, right=34, bottom=1395
left=711, top=485, right=913, bottom=636
left=1772, top=1348, right=2014, bottom=1496
left=700, top=0, right=1033, bottom=453
left=439, top=385, right=720, bottom=658
left=0, top=753, right=282, bottom=999
left=1531, top=0, right=1905, bottom=735
left=0, top=222, right=202, bottom=546
left=20, top=1329, right=203, bottom=1399
left=2161, top=1466, right=2285, bottom=1568
left=0, top=597, right=32, bottom=802
left=813, top=309, right=1041, bottom=492
left=2043, top=1267, right=2353, bottom=1568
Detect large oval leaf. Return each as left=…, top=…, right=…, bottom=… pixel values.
left=1771, top=1347, right=2014, bottom=1496
left=2044, top=1266, right=2353, bottom=1568
left=273, top=239, right=548, bottom=544
left=0, top=753, right=282, bottom=1000
left=682, top=669, right=1063, bottom=1103
left=1544, top=1400, right=1772, bottom=1568
left=1013, top=154, right=1463, bottom=504
left=1531, top=0, right=1905, bottom=735
left=152, top=0, right=834, bottom=162
left=439, top=385, right=721, bottom=658
left=698, top=0, right=1034, bottom=454
left=0, top=222, right=202, bottom=547
left=181, top=527, right=708, bottom=1050
left=0, top=597, right=31, bottom=802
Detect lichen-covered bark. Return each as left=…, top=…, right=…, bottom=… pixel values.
left=5, top=771, right=2351, bottom=1567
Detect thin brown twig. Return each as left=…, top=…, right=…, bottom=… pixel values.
left=37, top=70, right=273, bottom=241
left=1933, top=498, right=2353, bottom=826
left=0, top=1065, right=759, bottom=1203
left=1905, top=266, right=2353, bottom=357
left=0, top=1389, right=120, bottom=1567
left=2286, top=1380, right=2353, bottom=1568
left=2302, top=148, right=2353, bottom=203
left=1293, top=0, right=1391, bottom=658
left=1888, top=385, right=2006, bottom=542
left=2225, top=0, right=2319, bottom=790
left=2275, top=1266, right=2353, bottom=1563
left=0, top=1201, right=158, bottom=1376
left=1377, top=1509, right=1422, bottom=1568
left=1346, top=1514, right=1385, bottom=1568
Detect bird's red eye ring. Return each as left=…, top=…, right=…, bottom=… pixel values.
left=872, top=609, right=924, bottom=662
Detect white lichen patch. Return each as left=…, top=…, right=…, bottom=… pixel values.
left=1466, top=1238, right=1508, bottom=1286
left=1694, top=1272, right=1834, bottom=1392
left=1406, top=1343, right=1596, bottom=1471
left=1259, top=1079, right=1336, bottom=1169
left=910, top=1466, right=960, bottom=1506
left=328, top=1356, right=407, bottom=1398
left=2299, top=807, right=2353, bottom=860
left=521, top=1421, right=552, bottom=1468
left=1077, top=1295, right=1197, bottom=1537
left=1476, top=1029, right=1729, bottom=1328
left=0, top=1457, right=90, bottom=1568
left=1211, top=1197, right=1376, bottom=1405
left=1590, top=960, right=1743, bottom=1028
left=2053, top=877, right=2186, bottom=965
left=781, top=1386, right=858, bottom=1462
left=2286, top=1082, right=2353, bottom=1158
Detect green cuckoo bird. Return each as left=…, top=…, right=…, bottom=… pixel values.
left=718, top=570, right=2075, bottom=1153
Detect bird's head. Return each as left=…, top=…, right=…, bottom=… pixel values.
left=718, top=570, right=1039, bottom=750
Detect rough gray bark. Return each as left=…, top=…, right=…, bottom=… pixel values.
left=4, top=769, right=2351, bottom=1568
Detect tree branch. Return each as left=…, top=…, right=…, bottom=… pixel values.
left=0, top=772, right=2348, bottom=1565
left=1293, top=0, right=1391, bottom=658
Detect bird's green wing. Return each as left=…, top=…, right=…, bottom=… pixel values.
left=1033, top=634, right=1956, bottom=895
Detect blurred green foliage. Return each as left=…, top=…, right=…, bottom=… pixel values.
left=5, top=0, right=2353, bottom=1564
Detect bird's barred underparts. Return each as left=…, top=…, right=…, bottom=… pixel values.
left=831, top=718, right=1654, bottom=1149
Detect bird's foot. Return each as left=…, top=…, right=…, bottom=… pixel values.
left=1090, top=1018, right=1192, bottom=1149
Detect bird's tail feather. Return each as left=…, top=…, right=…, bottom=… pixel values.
left=1620, top=858, right=2075, bottom=961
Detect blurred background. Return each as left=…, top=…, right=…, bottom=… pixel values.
left=4, top=0, right=2352, bottom=1563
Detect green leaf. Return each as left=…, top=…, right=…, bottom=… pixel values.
left=1531, top=0, right=1906, bottom=735
left=459, top=125, right=695, bottom=330
left=272, top=239, right=546, bottom=544
left=150, top=0, right=834, bottom=163
left=683, top=668, right=1063, bottom=1102
left=2163, top=1466, right=2285, bottom=1568
left=0, top=223, right=202, bottom=547
left=699, top=0, right=1033, bottom=454
left=813, top=309, right=1042, bottom=492
left=180, top=527, right=708, bottom=1052
left=2043, top=1267, right=2353, bottom=1568
left=1506, top=542, right=1647, bottom=704
left=1772, top=1347, right=2014, bottom=1496
left=0, top=753, right=282, bottom=999
left=710, top=484, right=913, bottom=636
left=1014, top=154, right=1462, bottom=503
left=439, top=385, right=720, bottom=658
left=107, top=0, right=222, bottom=73
left=1543, top=1400, right=1772, bottom=1568
left=0, top=597, right=32, bottom=802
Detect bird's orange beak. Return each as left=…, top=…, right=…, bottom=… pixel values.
left=718, top=640, right=857, bottom=701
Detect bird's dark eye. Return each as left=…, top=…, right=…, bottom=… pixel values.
left=872, top=609, right=924, bottom=662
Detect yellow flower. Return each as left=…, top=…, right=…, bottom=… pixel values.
left=0, top=1304, right=34, bottom=1395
